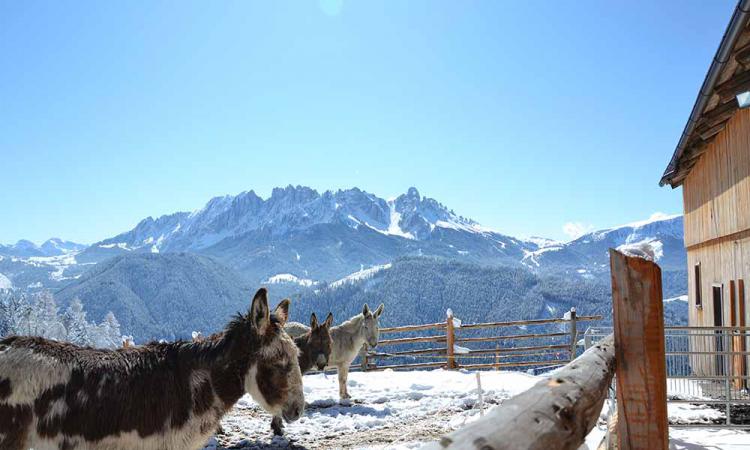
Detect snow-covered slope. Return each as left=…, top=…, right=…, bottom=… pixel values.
left=522, top=213, right=685, bottom=273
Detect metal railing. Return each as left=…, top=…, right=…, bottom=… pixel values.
left=584, top=325, right=750, bottom=429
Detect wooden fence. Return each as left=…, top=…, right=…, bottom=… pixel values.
left=359, top=308, right=602, bottom=372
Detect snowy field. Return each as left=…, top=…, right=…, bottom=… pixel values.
left=202, top=369, right=749, bottom=450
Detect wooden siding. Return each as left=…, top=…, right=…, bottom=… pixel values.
left=687, top=236, right=750, bottom=328
left=686, top=236, right=750, bottom=376
left=683, top=108, right=750, bottom=248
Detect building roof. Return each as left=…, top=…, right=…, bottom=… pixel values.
left=660, top=0, right=750, bottom=188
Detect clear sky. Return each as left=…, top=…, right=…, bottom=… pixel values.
left=0, top=0, right=738, bottom=244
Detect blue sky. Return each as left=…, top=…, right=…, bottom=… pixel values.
left=0, top=0, right=737, bottom=244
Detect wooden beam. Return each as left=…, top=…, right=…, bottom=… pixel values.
left=717, top=69, right=750, bottom=102
left=609, top=249, right=668, bottom=450
left=458, top=315, right=601, bottom=330
left=698, top=98, right=739, bottom=129
left=423, top=335, right=616, bottom=450
left=377, top=335, right=446, bottom=346
left=698, top=121, right=728, bottom=141
left=456, top=331, right=568, bottom=343
left=380, top=322, right=445, bottom=333
left=734, top=42, right=750, bottom=66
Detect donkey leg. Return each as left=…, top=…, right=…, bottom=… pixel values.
left=337, top=365, right=351, bottom=400
left=271, top=415, right=285, bottom=436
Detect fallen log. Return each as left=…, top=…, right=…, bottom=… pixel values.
left=423, top=334, right=615, bottom=450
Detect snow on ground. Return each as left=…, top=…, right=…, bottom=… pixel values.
left=264, top=274, right=317, bottom=287
left=202, top=369, right=749, bottom=449
left=206, top=369, right=538, bottom=449
left=330, top=264, right=392, bottom=289
left=670, top=428, right=750, bottom=449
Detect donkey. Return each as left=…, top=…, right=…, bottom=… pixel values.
left=0, top=288, right=304, bottom=450
left=270, top=311, right=334, bottom=435
left=286, top=303, right=384, bottom=400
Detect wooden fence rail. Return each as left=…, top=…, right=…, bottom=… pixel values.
left=360, top=309, right=602, bottom=372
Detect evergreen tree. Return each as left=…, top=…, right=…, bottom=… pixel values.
left=63, top=298, right=90, bottom=345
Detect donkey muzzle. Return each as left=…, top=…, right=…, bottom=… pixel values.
left=283, top=403, right=303, bottom=423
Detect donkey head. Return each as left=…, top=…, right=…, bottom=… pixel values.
left=309, top=312, right=334, bottom=370
left=361, top=303, right=384, bottom=348
left=244, top=289, right=304, bottom=423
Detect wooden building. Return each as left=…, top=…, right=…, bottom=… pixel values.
left=661, top=0, right=750, bottom=376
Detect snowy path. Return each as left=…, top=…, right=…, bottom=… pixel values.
left=203, top=369, right=750, bottom=450
left=204, top=369, right=537, bottom=449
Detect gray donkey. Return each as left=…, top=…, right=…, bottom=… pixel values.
left=287, top=303, right=384, bottom=399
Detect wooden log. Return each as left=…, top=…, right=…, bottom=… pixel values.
left=456, top=331, right=568, bottom=343
left=459, top=343, right=570, bottom=356
left=368, top=347, right=447, bottom=358
left=423, top=335, right=616, bottom=450
left=458, top=359, right=571, bottom=370
left=377, top=335, right=447, bottom=346
left=379, top=322, right=446, bottom=333
left=458, top=315, right=602, bottom=330
left=609, top=249, right=668, bottom=450
left=369, top=361, right=446, bottom=370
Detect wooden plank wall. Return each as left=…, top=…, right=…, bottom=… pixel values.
left=687, top=236, right=750, bottom=328
left=683, top=108, right=750, bottom=248
left=686, top=235, right=750, bottom=376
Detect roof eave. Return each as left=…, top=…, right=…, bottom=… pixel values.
left=659, top=0, right=750, bottom=188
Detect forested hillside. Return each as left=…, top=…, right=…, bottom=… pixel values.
left=290, top=257, right=687, bottom=329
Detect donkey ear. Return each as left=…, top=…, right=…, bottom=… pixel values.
left=250, top=288, right=270, bottom=334
left=362, top=303, right=371, bottom=317
left=310, top=312, right=319, bottom=328
left=374, top=303, right=384, bottom=318
left=273, top=299, right=291, bottom=326
left=324, top=312, right=334, bottom=328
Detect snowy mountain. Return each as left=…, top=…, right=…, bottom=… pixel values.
left=0, top=238, right=86, bottom=258
left=76, top=186, right=535, bottom=284
left=522, top=213, right=685, bottom=273
left=0, top=186, right=690, bottom=340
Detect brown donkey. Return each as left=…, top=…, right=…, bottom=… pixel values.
left=0, top=288, right=304, bottom=450
left=271, top=311, right=334, bottom=435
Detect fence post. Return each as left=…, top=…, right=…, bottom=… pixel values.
left=609, top=249, right=668, bottom=450
left=359, top=344, right=369, bottom=371
left=447, top=309, right=456, bottom=369
left=568, top=307, right=577, bottom=361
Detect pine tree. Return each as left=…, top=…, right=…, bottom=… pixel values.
left=31, top=291, right=66, bottom=340
left=63, top=298, right=90, bottom=345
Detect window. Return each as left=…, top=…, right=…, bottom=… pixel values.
left=694, top=263, right=702, bottom=308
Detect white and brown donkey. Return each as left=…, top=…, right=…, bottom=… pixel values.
left=0, top=288, right=304, bottom=450
left=286, top=303, right=383, bottom=400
